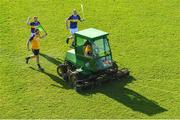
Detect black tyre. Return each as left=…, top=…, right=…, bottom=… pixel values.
left=65, top=60, right=76, bottom=71
left=121, top=68, right=130, bottom=77
left=69, top=73, right=77, bottom=87
left=116, top=68, right=130, bottom=78
left=57, top=64, right=68, bottom=80
left=75, top=86, right=82, bottom=93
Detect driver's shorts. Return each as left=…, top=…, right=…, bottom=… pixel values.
left=70, top=27, right=78, bottom=34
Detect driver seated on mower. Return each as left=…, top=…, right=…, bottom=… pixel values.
left=84, top=41, right=92, bottom=57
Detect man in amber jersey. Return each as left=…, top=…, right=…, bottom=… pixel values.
left=25, top=29, right=47, bottom=71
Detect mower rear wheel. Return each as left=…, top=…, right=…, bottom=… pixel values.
left=75, top=86, right=82, bottom=93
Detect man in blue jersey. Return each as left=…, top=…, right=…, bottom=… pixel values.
left=65, top=9, right=84, bottom=45
left=26, top=16, right=41, bottom=37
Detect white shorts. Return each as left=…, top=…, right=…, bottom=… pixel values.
left=70, top=28, right=78, bottom=34
left=30, top=33, right=35, bottom=37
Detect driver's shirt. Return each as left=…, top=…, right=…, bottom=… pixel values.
left=85, top=45, right=92, bottom=55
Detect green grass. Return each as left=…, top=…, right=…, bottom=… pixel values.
left=1, top=0, right=180, bottom=118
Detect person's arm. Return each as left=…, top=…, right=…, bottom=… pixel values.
left=65, top=15, right=72, bottom=30
left=65, top=18, right=69, bottom=30
left=26, top=17, right=31, bottom=25
left=40, top=32, right=47, bottom=39
left=26, top=40, right=30, bottom=51
left=38, top=21, right=41, bottom=25
left=26, top=36, right=33, bottom=51
left=78, top=15, right=84, bottom=22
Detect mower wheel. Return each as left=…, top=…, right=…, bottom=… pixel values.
left=117, top=68, right=130, bottom=78
left=75, top=86, right=82, bottom=92
left=69, top=73, right=77, bottom=87
left=57, top=64, right=68, bottom=80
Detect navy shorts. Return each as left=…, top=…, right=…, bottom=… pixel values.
left=32, top=49, right=39, bottom=55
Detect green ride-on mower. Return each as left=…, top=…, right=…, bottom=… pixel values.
left=57, top=28, right=129, bottom=92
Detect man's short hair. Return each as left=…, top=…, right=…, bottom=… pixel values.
left=33, top=16, right=38, bottom=19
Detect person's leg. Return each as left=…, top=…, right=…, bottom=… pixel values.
left=25, top=55, right=35, bottom=63
left=25, top=49, right=36, bottom=64
left=34, top=49, right=44, bottom=71
left=71, top=28, right=78, bottom=46
left=66, top=35, right=73, bottom=44
left=66, top=29, right=74, bottom=44
left=66, top=28, right=78, bottom=44
left=71, top=34, right=75, bottom=46
left=36, top=55, right=44, bottom=71
left=35, top=55, right=41, bottom=68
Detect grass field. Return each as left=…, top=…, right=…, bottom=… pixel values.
left=1, top=0, right=180, bottom=118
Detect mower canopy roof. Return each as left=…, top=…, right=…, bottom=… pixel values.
left=75, top=28, right=109, bottom=40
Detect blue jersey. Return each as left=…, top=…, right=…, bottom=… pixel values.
left=68, top=15, right=81, bottom=29
left=30, top=21, right=40, bottom=33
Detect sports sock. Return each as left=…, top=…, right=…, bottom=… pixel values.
left=26, top=56, right=30, bottom=59
left=37, top=64, right=41, bottom=68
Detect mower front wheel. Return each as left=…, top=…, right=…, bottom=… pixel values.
left=69, top=73, right=83, bottom=92
left=69, top=73, right=77, bottom=87
left=57, top=64, right=68, bottom=81
left=116, top=68, right=130, bottom=78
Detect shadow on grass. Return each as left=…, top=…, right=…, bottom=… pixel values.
left=81, top=76, right=167, bottom=116
left=29, top=67, right=70, bottom=90
left=32, top=53, right=167, bottom=116
left=39, top=53, right=63, bottom=66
